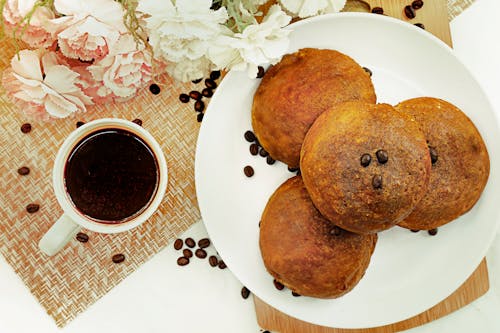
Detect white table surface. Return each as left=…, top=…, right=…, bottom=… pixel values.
left=1, top=1, right=500, bottom=332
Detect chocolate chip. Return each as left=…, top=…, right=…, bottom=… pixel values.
left=185, top=237, right=196, bottom=248
left=288, top=166, right=299, bottom=173
left=112, top=253, right=125, bottom=264
left=241, top=286, right=250, bottom=299
left=404, top=5, right=416, bottom=19
left=244, top=166, right=254, bottom=177
left=218, top=260, right=227, bottom=269
left=412, top=0, right=424, bottom=9
left=363, top=67, right=373, bottom=77
left=76, top=232, right=89, bottom=243
left=205, top=78, right=217, bottom=89
left=21, top=123, right=32, bottom=133
left=414, top=23, right=425, bottom=29
left=266, top=156, right=275, bottom=165
left=429, top=147, right=438, bottom=165
left=273, top=279, right=285, bottom=290
left=192, top=78, right=202, bottom=84
left=76, top=121, right=85, bottom=128
left=376, top=150, right=388, bottom=164
left=17, top=166, right=30, bottom=176
left=210, top=70, right=221, bottom=80
left=428, top=228, right=438, bottom=236
left=360, top=153, right=372, bottom=167
left=189, top=90, right=202, bottom=101
left=198, top=238, right=210, bottom=248
left=209, top=256, right=219, bottom=267
left=249, top=144, right=259, bottom=156
left=372, top=175, right=383, bottom=189
left=244, top=130, right=256, bottom=142
left=411, top=229, right=420, bottom=233
left=330, top=226, right=342, bottom=236
left=174, top=238, right=183, bottom=250
left=201, top=88, right=213, bottom=98
left=179, top=93, right=190, bottom=103
left=26, top=203, right=39, bottom=213
left=132, top=118, right=143, bottom=126
left=177, top=257, right=190, bottom=266
left=183, top=248, right=193, bottom=258
left=195, top=248, right=207, bottom=259
left=371, top=7, right=384, bottom=14
left=149, top=83, right=161, bottom=95
left=256, top=66, right=265, bottom=78
left=258, top=148, right=269, bottom=157
left=197, top=113, right=204, bottom=122
left=291, top=292, right=301, bottom=297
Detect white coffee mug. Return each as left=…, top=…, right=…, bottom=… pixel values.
left=39, top=118, right=168, bottom=256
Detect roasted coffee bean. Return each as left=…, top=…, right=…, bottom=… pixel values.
left=183, top=248, right=193, bottom=258
left=288, top=166, right=299, bottom=173
left=210, top=70, right=221, bottom=80
left=209, top=255, right=219, bottom=267
left=404, top=5, right=416, bottom=19
left=198, top=238, right=211, bottom=248
left=149, top=83, right=161, bottom=95
left=179, top=93, right=190, bottom=103
left=258, top=148, right=269, bottom=157
left=21, top=123, right=32, bottom=133
left=17, top=166, right=30, bottom=176
left=177, top=256, right=189, bottom=266
left=195, top=248, right=207, bottom=259
left=266, top=156, right=276, bottom=165
left=376, top=150, right=388, bottom=164
left=371, top=7, right=384, bottom=14
left=256, top=66, right=265, bottom=78
left=112, top=253, right=125, bottom=264
left=195, top=100, right=205, bottom=113
left=189, top=90, right=202, bottom=100
left=414, top=23, right=425, bottom=29
left=428, top=228, right=438, bottom=236
left=201, top=88, right=213, bottom=98
left=244, top=130, right=256, bottom=142
left=372, top=175, right=383, bottom=189
left=411, top=229, right=420, bottom=233
left=76, top=121, right=85, bottom=128
left=249, top=144, right=259, bottom=156
left=132, top=118, right=143, bottom=126
left=26, top=203, right=39, bottom=213
left=218, top=260, right=227, bottom=269
left=244, top=165, right=254, bottom=177
left=291, top=292, right=301, bottom=297
left=76, top=232, right=89, bottom=243
left=412, top=0, right=424, bottom=9
left=197, top=113, right=204, bottom=123
left=360, top=153, right=372, bottom=167
left=363, top=67, right=373, bottom=77
left=185, top=237, right=196, bottom=248
left=205, top=78, right=217, bottom=89
left=192, top=78, right=203, bottom=84
left=174, top=238, right=183, bottom=250
left=331, top=226, right=342, bottom=236
left=273, top=279, right=285, bottom=290
left=429, top=147, right=438, bottom=164
left=241, top=286, right=250, bottom=299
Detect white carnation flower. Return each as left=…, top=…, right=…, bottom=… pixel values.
left=279, top=0, right=346, bottom=18
left=167, top=56, right=215, bottom=83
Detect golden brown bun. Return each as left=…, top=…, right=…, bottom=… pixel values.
left=301, top=102, right=431, bottom=234
left=259, top=176, right=377, bottom=298
left=396, top=97, right=490, bottom=230
left=251, top=48, right=376, bottom=168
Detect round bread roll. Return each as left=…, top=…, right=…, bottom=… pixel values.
left=252, top=48, right=376, bottom=168
left=396, top=97, right=490, bottom=230
left=259, top=176, right=377, bottom=299
left=300, top=101, right=431, bottom=234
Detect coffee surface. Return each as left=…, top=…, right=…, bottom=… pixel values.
left=65, top=129, right=158, bottom=222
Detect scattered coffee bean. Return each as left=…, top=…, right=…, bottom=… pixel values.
left=26, top=203, right=39, bottom=213
left=404, top=5, right=416, bottom=19
left=376, top=150, right=389, bottom=164
left=76, top=121, right=85, bottom=128
left=183, top=248, right=193, bottom=258
left=363, top=67, right=373, bottom=77
left=263, top=331, right=271, bottom=333
left=197, top=113, right=204, bottom=123
left=149, top=83, right=161, bottom=95
left=132, top=118, right=143, bottom=126
left=210, top=70, right=221, bottom=80
left=241, top=286, right=250, bottom=299
left=189, top=90, right=202, bottom=100
left=258, top=148, right=269, bottom=157
left=371, top=7, right=384, bottom=14
left=266, top=156, right=275, bottom=165
left=412, top=0, right=424, bottom=10
left=195, top=248, right=207, bottom=259
left=360, top=153, right=372, bottom=167
left=17, top=166, right=30, bottom=176
left=174, top=238, right=183, bottom=250
left=273, top=279, right=285, bottom=290
left=209, top=255, right=219, bottom=267
left=195, top=100, right=205, bottom=113
left=256, top=66, right=265, bottom=78
left=244, top=130, right=256, bottom=142
left=21, top=123, right=32, bottom=133
left=291, top=292, right=301, bottom=297
left=198, top=238, right=211, bottom=248
left=177, top=256, right=190, bottom=266
left=192, top=78, right=202, bottom=84
left=249, top=144, right=259, bottom=156
left=205, top=78, right=217, bottom=89
left=179, top=93, right=190, bottom=103
left=428, top=228, right=438, bottom=236
left=244, top=165, right=254, bottom=177
left=76, top=232, right=89, bottom=243
left=112, top=253, right=125, bottom=264
left=185, top=237, right=196, bottom=248
left=429, top=147, right=438, bottom=164
left=288, top=166, right=299, bottom=173
left=372, top=175, right=383, bottom=189
left=331, top=226, right=342, bottom=236
left=411, top=229, right=420, bottom=233
left=201, top=88, right=213, bottom=98
left=218, top=260, right=227, bottom=269
left=414, top=23, right=425, bottom=29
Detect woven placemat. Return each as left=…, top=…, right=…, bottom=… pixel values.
left=0, top=0, right=475, bottom=328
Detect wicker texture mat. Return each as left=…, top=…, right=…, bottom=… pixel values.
left=0, top=0, right=475, bottom=327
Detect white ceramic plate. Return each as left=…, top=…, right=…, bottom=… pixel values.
left=195, top=13, right=500, bottom=328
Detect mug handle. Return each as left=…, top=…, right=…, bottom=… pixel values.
left=38, top=214, right=81, bottom=256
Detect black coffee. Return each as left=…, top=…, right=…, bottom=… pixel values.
left=64, top=129, right=158, bottom=223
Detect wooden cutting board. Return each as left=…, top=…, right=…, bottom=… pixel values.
left=254, top=1, right=489, bottom=332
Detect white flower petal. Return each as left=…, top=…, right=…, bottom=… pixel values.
left=11, top=50, right=43, bottom=81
